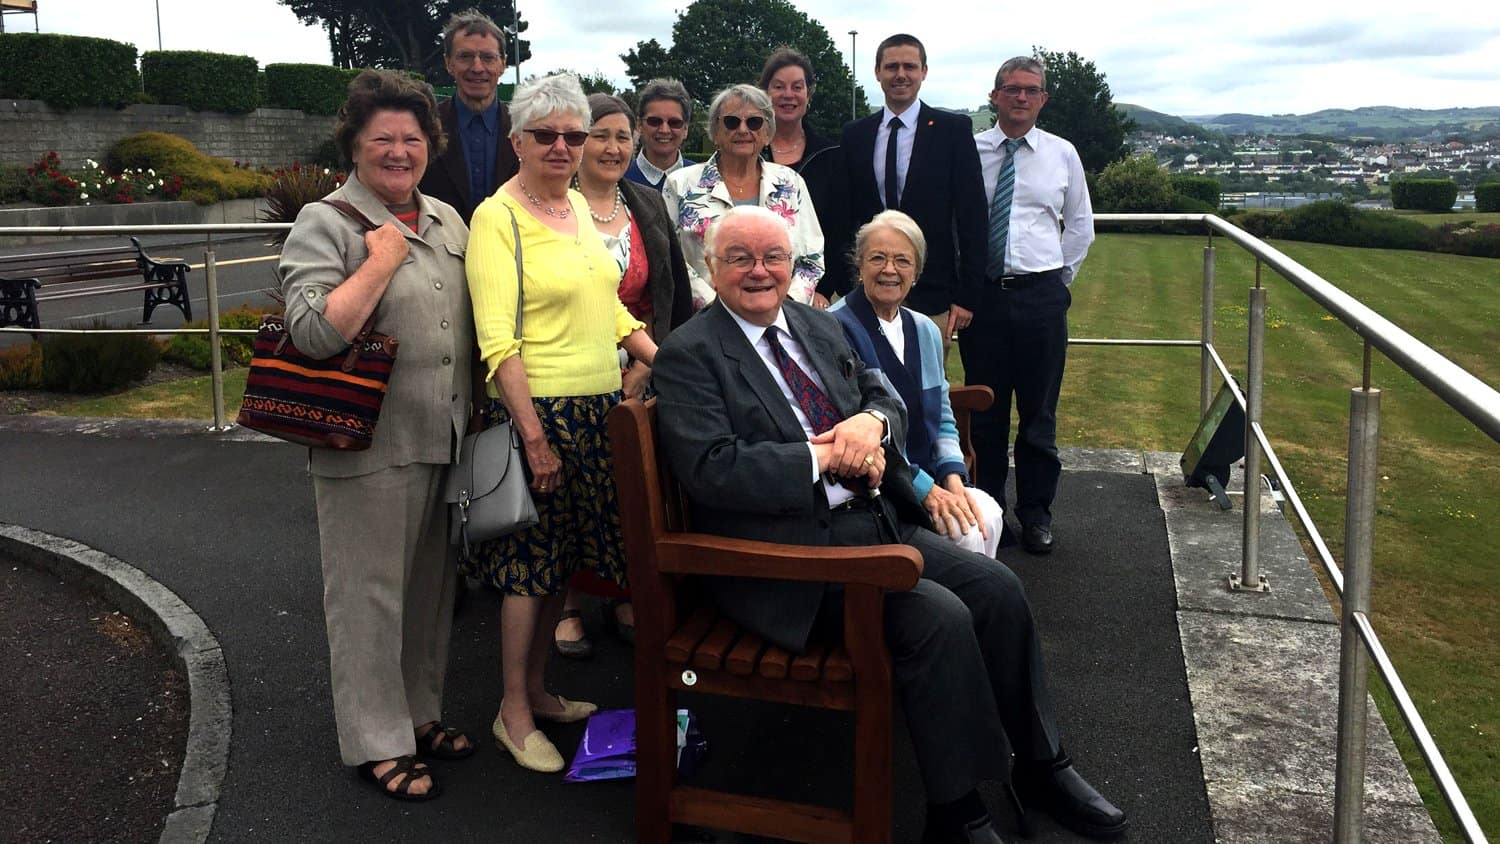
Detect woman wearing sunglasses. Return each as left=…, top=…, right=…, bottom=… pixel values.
left=623, top=78, right=692, bottom=192
left=464, top=73, right=657, bottom=775
left=664, top=83, right=825, bottom=311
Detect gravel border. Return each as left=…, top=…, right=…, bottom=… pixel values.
left=0, top=523, right=230, bottom=844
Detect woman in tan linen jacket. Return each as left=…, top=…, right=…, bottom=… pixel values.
left=279, top=70, right=476, bottom=802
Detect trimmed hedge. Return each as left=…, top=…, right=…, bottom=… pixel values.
left=141, top=50, right=260, bottom=113
left=41, top=324, right=161, bottom=393
left=105, top=132, right=269, bottom=204
left=265, top=63, right=350, bottom=115
left=1170, top=174, right=1221, bottom=209
left=0, top=33, right=140, bottom=109
left=1476, top=182, right=1500, bottom=213
left=1391, top=178, right=1457, bottom=213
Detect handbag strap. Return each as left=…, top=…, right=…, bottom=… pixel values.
left=319, top=198, right=385, bottom=348
left=507, top=206, right=524, bottom=341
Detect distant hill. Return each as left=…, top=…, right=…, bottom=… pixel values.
left=1181, top=106, right=1500, bottom=140
left=1118, top=103, right=1200, bottom=134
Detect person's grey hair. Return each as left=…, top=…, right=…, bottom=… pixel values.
left=704, top=206, right=789, bottom=266
left=853, top=210, right=927, bottom=280
left=441, top=8, right=507, bottom=58
left=636, top=78, right=692, bottom=122
left=708, top=84, right=775, bottom=139
left=509, top=73, right=591, bottom=138
left=995, top=56, right=1046, bottom=89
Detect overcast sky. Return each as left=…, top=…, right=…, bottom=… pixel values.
left=33, top=0, right=1500, bottom=117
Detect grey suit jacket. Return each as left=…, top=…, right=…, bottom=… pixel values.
left=652, top=300, right=930, bottom=651
left=280, top=173, right=475, bottom=478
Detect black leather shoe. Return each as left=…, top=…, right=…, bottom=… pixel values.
left=1021, top=524, right=1054, bottom=555
left=1014, top=753, right=1127, bottom=838
left=920, top=815, right=1008, bottom=844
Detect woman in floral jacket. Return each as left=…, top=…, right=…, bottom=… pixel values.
left=664, top=83, right=825, bottom=310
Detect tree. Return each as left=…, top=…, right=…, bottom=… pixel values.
left=279, top=0, right=531, bottom=81
left=621, top=0, right=868, bottom=139
left=1094, top=154, right=1173, bottom=212
left=1030, top=48, right=1132, bottom=174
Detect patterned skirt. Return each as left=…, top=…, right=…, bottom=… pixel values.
left=459, top=392, right=626, bottom=596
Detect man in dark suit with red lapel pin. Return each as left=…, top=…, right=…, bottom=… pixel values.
left=418, top=10, right=520, bottom=224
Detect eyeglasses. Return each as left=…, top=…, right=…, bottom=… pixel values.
left=452, top=50, right=503, bottom=67
left=643, top=115, right=686, bottom=129
left=716, top=251, right=791, bottom=271
left=864, top=253, right=916, bottom=271
left=523, top=128, right=589, bottom=147
left=997, top=85, right=1045, bottom=98
left=720, top=115, right=766, bottom=132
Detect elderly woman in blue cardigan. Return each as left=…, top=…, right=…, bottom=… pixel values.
left=830, top=210, right=1004, bottom=557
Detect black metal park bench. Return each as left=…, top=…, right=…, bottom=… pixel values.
left=0, top=237, right=192, bottom=329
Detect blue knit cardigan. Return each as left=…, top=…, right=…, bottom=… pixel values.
left=829, top=288, right=968, bottom=501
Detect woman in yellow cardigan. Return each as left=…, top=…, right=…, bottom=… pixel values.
left=463, top=73, right=657, bottom=774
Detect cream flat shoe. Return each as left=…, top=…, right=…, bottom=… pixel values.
left=533, top=695, right=598, bottom=724
left=492, top=716, right=564, bottom=773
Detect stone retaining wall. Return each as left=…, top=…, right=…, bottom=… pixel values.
left=1, top=99, right=334, bottom=168
left=0, top=198, right=272, bottom=247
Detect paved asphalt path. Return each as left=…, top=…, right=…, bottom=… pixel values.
left=0, top=425, right=1212, bottom=843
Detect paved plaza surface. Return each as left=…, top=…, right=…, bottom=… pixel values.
left=7, top=418, right=1375, bottom=843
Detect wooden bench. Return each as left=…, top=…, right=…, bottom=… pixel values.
left=0, top=237, right=192, bottom=329
left=607, top=385, right=994, bottom=844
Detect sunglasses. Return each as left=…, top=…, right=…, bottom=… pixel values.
left=643, top=115, right=686, bottom=129
left=720, top=115, right=766, bottom=132
left=523, top=128, right=589, bottom=147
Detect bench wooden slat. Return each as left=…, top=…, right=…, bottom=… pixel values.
left=0, top=246, right=139, bottom=267
left=37, top=283, right=174, bottom=301
left=724, top=630, right=766, bottom=676
left=789, top=639, right=832, bottom=682
left=757, top=644, right=791, bottom=679
left=691, top=617, right=741, bottom=671
left=824, top=644, right=853, bottom=683
left=664, top=606, right=718, bottom=665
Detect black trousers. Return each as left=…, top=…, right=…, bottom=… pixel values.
left=818, top=499, right=1060, bottom=802
left=958, top=272, right=1071, bottom=528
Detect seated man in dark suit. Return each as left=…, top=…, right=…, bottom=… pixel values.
left=651, top=206, right=1127, bottom=844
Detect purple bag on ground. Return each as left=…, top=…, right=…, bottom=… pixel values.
left=565, top=708, right=708, bottom=783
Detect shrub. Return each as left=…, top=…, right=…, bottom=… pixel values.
left=1094, top=154, right=1174, bottom=213
left=141, top=50, right=260, bottom=114
left=40, top=323, right=161, bottom=393
left=1390, top=178, right=1457, bottom=213
left=1433, top=223, right=1500, bottom=259
left=1170, top=175, right=1220, bottom=208
left=1476, top=183, right=1500, bottom=213
left=265, top=63, right=350, bottom=115
left=0, top=342, right=44, bottom=390
left=161, top=333, right=214, bottom=370
left=105, top=132, right=269, bottom=204
left=1228, top=210, right=1285, bottom=239
left=308, top=136, right=343, bottom=169
left=259, top=164, right=347, bottom=242
left=161, top=305, right=273, bottom=370
left=23, top=150, right=82, bottom=206
left=0, top=163, right=27, bottom=203
left=0, top=33, right=140, bottom=109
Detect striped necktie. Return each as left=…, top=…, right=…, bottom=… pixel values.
left=986, top=137, right=1022, bottom=281
left=765, top=326, right=842, bottom=435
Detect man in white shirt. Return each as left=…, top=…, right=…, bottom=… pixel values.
left=960, top=56, right=1095, bottom=555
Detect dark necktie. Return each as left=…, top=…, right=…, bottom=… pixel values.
left=883, top=116, right=904, bottom=209
left=986, top=136, right=1021, bottom=281
left=765, top=326, right=842, bottom=435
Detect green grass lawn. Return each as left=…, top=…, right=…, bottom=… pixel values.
left=42, top=368, right=248, bottom=419
left=946, top=233, right=1497, bottom=840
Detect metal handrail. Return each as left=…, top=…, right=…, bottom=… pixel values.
left=4, top=217, right=1494, bottom=840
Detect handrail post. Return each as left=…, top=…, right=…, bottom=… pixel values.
left=205, top=233, right=228, bottom=431
left=1334, top=345, right=1379, bottom=843
left=1232, top=261, right=1270, bottom=592
left=1200, top=232, right=1216, bottom=415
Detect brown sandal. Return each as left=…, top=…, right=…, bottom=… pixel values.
left=355, top=755, right=441, bottom=802
left=415, top=722, right=475, bottom=760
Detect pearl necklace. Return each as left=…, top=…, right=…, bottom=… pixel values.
left=519, top=179, right=570, bottom=218
left=576, top=179, right=624, bottom=224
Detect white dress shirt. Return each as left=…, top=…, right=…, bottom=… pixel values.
left=725, top=306, right=857, bottom=508
left=873, top=100, right=920, bottom=208
left=635, top=149, right=685, bottom=185
left=975, top=124, right=1095, bottom=285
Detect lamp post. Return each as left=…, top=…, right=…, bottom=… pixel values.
left=512, top=1, right=521, bottom=88
left=155, top=0, right=163, bottom=49
left=848, top=30, right=857, bottom=120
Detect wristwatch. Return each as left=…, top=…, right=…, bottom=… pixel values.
left=862, top=408, right=890, bottom=443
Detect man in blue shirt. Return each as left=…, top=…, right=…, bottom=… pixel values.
left=419, top=10, right=520, bottom=223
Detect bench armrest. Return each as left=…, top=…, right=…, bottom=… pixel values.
left=949, top=384, right=994, bottom=413
left=656, top=533, right=923, bottom=591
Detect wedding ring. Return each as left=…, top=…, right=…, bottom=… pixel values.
left=863, top=455, right=875, bottom=466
